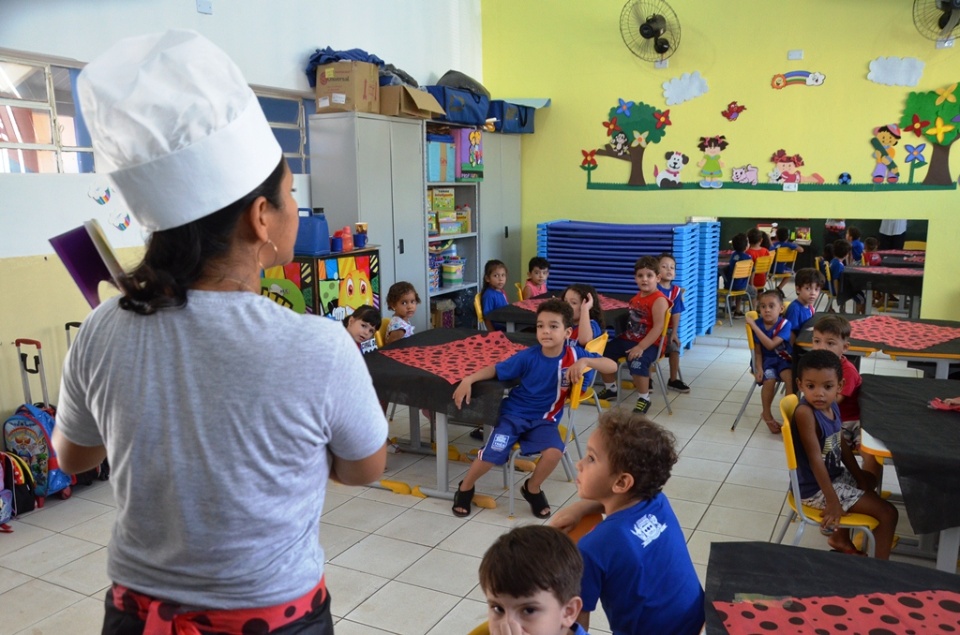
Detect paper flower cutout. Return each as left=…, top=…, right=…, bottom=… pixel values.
left=631, top=130, right=649, bottom=148
left=616, top=99, right=634, bottom=117
left=580, top=149, right=597, bottom=167
left=602, top=118, right=621, bottom=136
left=906, top=114, right=931, bottom=137
left=925, top=117, right=956, bottom=144
left=935, top=83, right=958, bottom=106
left=904, top=144, right=926, bottom=163
left=771, top=74, right=786, bottom=89
left=653, top=110, right=672, bottom=129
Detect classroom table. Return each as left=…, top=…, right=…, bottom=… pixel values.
left=704, top=541, right=960, bottom=634
left=839, top=265, right=924, bottom=318
left=874, top=249, right=925, bottom=257
left=859, top=374, right=960, bottom=573
left=484, top=292, right=632, bottom=333
left=880, top=254, right=925, bottom=268
left=364, top=328, right=535, bottom=500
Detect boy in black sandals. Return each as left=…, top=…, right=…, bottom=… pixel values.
left=451, top=299, right=616, bottom=519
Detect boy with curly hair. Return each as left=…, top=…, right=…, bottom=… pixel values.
left=550, top=411, right=704, bottom=634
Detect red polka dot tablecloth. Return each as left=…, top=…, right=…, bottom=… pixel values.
left=851, top=315, right=960, bottom=350
left=714, top=589, right=960, bottom=634
left=379, top=330, right=528, bottom=384
left=848, top=266, right=923, bottom=277
left=514, top=294, right=630, bottom=312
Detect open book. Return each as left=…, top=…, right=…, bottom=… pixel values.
left=49, top=219, right=125, bottom=308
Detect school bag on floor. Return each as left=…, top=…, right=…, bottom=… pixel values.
left=1, top=451, right=37, bottom=532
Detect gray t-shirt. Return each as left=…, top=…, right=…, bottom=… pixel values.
left=58, top=290, right=387, bottom=608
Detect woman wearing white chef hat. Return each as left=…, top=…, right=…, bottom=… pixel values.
left=53, top=30, right=386, bottom=633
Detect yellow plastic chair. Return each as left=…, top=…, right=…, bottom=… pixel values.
left=903, top=240, right=926, bottom=251
left=772, top=394, right=879, bottom=556
left=377, top=318, right=391, bottom=347
left=770, top=247, right=798, bottom=289
left=474, top=293, right=488, bottom=331
left=374, top=328, right=384, bottom=349
left=730, top=311, right=785, bottom=431
left=751, top=254, right=774, bottom=292
left=564, top=333, right=609, bottom=460
left=514, top=282, right=526, bottom=301
left=717, top=259, right=754, bottom=326
left=615, top=309, right=673, bottom=416
left=814, top=256, right=840, bottom=312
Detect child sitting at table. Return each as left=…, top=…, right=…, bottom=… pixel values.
left=747, top=289, right=793, bottom=433
left=792, top=350, right=898, bottom=558
left=846, top=226, right=865, bottom=264
left=832, top=240, right=866, bottom=313
left=479, top=525, right=589, bottom=635
left=658, top=252, right=691, bottom=393
left=771, top=227, right=805, bottom=290
left=564, top=283, right=605, bottom=397
left=784, top=268, right=822, bottom=347
left=723, top=233, right=752, bottom=318
left=864, top=237, right=882, bottom=266
left=451, top=299, right=617, bottom=519
left=385, top=282, right=421, bottom=345
left=549, top=411, right=704, bottom=635
left=597, top=256, right=669, bottom=414
left=343, top=305, right=382, bottom=353
left=481, top=259, right=510, bottom=331
left=745, top=228, right=771, bottom=293
left=525, top=256, right=551, bottom=299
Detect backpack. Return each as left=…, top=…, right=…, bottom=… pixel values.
left=3, top=403, right=71, bottom=502
left=1, top=451, right=37, bottom=530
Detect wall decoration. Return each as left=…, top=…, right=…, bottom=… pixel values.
left=769, top=149, right=824, bottom=185
left=653, top=151, right=689, bottom=188
left=870, top=124, right=902, bottom=184
left=583, top=100, right=673, bottom=187
left=771, top=70, right=825, bottom=89
left=278, top=251, right=381, bottom=318
left=662, top=71, right=708, bottom=106
left=87, top=185, right=111, bottom=205
left=720, top=101, right=746, bottom=121
left=109, top=211, right=131, bottom=231
left=731, top=165, right=759, bottom=185
left=867, top=56, right=924, bottom=87
left=838, top=172, right=852, bottom=185
left=696, top=136, right=728, bottom=188
left=897, top=81, right=960, bottom=185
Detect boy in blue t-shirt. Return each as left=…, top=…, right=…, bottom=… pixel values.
left=846, top=226, right=865, bottom=264
left=479, top=525, right=591, bottom=635
left=658, top=253, right=691, bottom=393
left=452, top=299, right=616, bottom=519
left=550, top=411, right=704, bottom=635
left=783, top=268, right=822, bottom=346
left=723, top=232, right=752, bottom=317
left=747, top=289, right=793, bottom=433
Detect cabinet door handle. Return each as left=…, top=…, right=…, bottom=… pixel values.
left=398, top=238, right=404, bottom=254
left=504, top=226, right=509, bottom=238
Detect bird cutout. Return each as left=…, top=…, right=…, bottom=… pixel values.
left=721, top=101, right=746, bottom=121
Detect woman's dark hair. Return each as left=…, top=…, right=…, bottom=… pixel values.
left=482, top=259, right=507, bottom=292
left=562, top=284, right=605, bottom=330
left=597, top=410, right=677, bottom=501
left=731, top=233, right=748, bottom=252
left=344, top=305, right=382, bottom=331
left=118, top=157, right=287, bottom=315
left=386, top=282, right=421, bottom=310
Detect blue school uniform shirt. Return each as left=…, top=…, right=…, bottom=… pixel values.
left=657, top=283, right=684, bottom=315
left=784, top=301, right=814, bottom=340
left=850, top=239, right=865, bottom=263
left=771, top=241, right=800, bottom=273
left=724, top=251, right=751, bottom=291
left=754, top=316, right=793, bottom=362
left=481, top=288, right=509, bottom=331
left=496, top=343, right=598, bottom=424
left=828, top=257, right=844, bottom=296
left=578, top=493, right=705, bottom=635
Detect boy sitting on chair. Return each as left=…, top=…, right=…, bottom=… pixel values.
left=451, top=299, right=616, bottom=519
left=479, top=525, right=589, bottom=635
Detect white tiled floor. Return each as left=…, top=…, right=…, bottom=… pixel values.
left=0, top=303, right=940, bottom=635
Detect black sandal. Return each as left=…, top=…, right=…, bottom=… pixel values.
left=452, top=481, right=474, bottom=517
left=521, top=480, right=551, bottom=518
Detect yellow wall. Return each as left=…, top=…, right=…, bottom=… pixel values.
left=482, top=0, right=959, bottom=318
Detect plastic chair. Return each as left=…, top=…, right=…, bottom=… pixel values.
left=514, top=282, right=526, bottom=301
left=717, top=259, right=754, bottom=326
left=565, top=333, right=609, bottom=453
left=474, top=293, right=487, bottom=331
left=730, top=311, right=785, bottom=431
left=770, top=247, right=798, bottom=289
left=772, top=394, right=879, bottom=556
left=903, top=240, right=926, bottom=251
left=615, top=309, right=673, bottom=416
left=377, top=319, right=391, bottom=347
left=751, top=254, right=774, bottom=292
left=813, top=256, right=836, bottom=312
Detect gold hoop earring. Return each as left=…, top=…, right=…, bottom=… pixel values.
left=257, top=239, right=279, bottom=271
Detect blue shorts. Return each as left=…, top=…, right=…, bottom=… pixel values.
left=762, top=356, right=792, bottom=380
left=603, top=337, right=660, bottom=377
left=478, top=414, right=564, bottom=466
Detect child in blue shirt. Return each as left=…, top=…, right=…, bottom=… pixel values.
left=830, top=240, right=851, bottom=298
left=783, top=268, right=822, bottom=346
left=480, top=259, right=509, bottom=331
left=563, top=283, right=605, bottom=400
left=452, top=299, right=616, bottom=519
left=747, top=289, right=793, bottom=433
left=658, top=252, right=691, bottom=393
left=550, top=411, right=704, bottom=635
left=846, top=226, right=865, bottom=264
left=479, top=525, right=591, bottom=635
left=723, top=233, right=752, bottom=317
left=771, top=227, right=805, bottom=290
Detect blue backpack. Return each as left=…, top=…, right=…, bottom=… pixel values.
left=3, top=404, right=71, bottom=502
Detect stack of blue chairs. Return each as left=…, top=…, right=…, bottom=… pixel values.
left=694, top=221, right=721, bottom=336
left=669, top=224, right=699, bottom=350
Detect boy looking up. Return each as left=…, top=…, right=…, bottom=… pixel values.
left=784, top=268, right=822, bottom=346
left=597, top=256, right=669, bottom=414
left=452, top=299, right=616, bottom=519
left=525, top=256, right=550, bottom=299
left=657, top=252, right=691, bottom=393
left=550, top=411, right=704, bottom=635
left=479, top=525, right=589, bottom=635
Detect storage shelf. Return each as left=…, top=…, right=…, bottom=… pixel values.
left=428, top=282, right=478, bottom=298
left=428, top=232, right=477, bottom=242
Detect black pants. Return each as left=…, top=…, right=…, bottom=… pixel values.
left=102, top=588, right=334, bottom=635
left=879, top=233, right=906, bottom=250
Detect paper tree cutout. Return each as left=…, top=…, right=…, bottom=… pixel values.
left=898, top=81, right=960, bottom=185
left=588, top=101, right=672, bottom=186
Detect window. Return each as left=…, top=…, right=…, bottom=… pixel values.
left=0, top=57, right=94, bottom=173
left=255, top=92, right=313, bottom=174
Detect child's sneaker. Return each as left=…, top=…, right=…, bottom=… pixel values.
left=633, top=398, right=651, bottom=414
left=597, top=387, right=619, bottom=400
left=732, top=310, right=745, bottom=319
left=469, top=427, right=484, bottom=440
left=667, top=379, right=691, bottom=393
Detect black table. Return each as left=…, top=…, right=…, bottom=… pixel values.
left=485, top=291, right=632, bottom=334
left=859, top=374, right=960, bottom=572
left=365, top=328, right=535, bottom=499
left=705, top=542, right=960, bottom=634
left=840, top=266, right=924, bottom=318
left=880, top=255, right=925, bottom=269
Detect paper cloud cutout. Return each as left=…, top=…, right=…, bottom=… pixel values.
left=806, top=72, right=825, bottom=86
left=662, top=71, right=709, bottom=106
left=868, top=57, right=924, bottom=87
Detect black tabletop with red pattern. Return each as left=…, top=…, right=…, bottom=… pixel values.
left=839, top=266, right=924, bottom=304
left=797, top=314, right=960, bottom=357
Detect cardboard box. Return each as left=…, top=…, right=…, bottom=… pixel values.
left=427, top=141, right=456, bottom=182
left=380, top=85, right=445, bottom=119
left=439, top=221, right=461, bottom=235
left=431, top=187, right=455, bottom=212
left=315, top=61, right=379, bottom=113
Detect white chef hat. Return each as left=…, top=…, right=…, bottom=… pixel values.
left=77, top=29, right=282, bottom=232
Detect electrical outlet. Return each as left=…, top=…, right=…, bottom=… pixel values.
left=936, top=38, right=955, bottom=49
left=196, top=0, right=212, bottom=14
left=654, top=59, right=669, bottom=69
left=788, top=49, right=804, bottom=60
